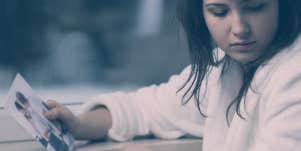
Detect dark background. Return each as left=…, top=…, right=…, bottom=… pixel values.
left=0, top=0, right=189, bottom=91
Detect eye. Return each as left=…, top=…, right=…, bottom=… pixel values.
left=244, top=3, right=266, bottom=12
left=207, top=7, right=229, bottom=17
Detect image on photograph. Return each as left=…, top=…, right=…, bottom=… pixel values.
left=4, top=74, right=75, bottom=151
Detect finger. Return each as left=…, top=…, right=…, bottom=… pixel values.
left=44, top=106, right=63, bottom=120
left=45, top=100, right=60, bottom=109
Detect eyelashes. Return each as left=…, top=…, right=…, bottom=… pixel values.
left=207, top=8, right=228, bottom=17
left=244, top=3, right=267, bottom=12
left=206, top=3, right=267, bottom=18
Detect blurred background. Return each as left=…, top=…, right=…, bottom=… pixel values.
left=0, top=0, right=190, bottom=103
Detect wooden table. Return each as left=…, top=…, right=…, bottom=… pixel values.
left=0, top=138, right=202, bottom=151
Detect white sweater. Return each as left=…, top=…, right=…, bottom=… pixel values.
left=80, top=36, right=301, bottom=151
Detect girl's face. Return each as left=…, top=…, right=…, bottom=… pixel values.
left=203, top=0, right=279, bottom=64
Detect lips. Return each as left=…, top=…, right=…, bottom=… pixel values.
left=230, top=41, right=256, bottom=46
left=229, top=41, right=256, bottom=52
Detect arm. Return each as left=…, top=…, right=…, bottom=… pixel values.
left=74, top=106, right=112, bottom=140
left=78, top=66, right=208, bottom=141
left=46, top=66, right=206, bottom=141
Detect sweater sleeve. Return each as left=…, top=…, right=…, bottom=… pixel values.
left=249, top=53, right=301, bottom=151
left=79, top=66, right=207, bottom=141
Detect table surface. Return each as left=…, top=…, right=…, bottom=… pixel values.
left=0, top=138, right=202, bottom=151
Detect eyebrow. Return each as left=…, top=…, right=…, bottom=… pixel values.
left=240, top=0, right=252, bottom=2
left=243, top=0, right=271, bottom=4
left=205, top=0, right=263, bottom=8
left=204, top=3, right=228, bottom=8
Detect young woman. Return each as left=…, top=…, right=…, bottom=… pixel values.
left=45, top=0, right=301, bottom=150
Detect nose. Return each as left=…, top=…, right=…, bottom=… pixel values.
left=231, top=14, right=251, bottom=39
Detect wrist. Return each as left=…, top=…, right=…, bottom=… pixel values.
left=70, top=116, right=82, bottom=139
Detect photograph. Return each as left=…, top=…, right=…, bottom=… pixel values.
left=4, top=75, right=75, bottom=151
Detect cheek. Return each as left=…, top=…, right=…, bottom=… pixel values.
left=251, top=7, right=279, bottom=45
left=204, top=14, right=229, bottom=46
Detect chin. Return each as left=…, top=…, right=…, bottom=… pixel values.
left=231, top=55, right=258, bottom=65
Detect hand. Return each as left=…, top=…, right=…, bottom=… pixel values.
left=44, top=100, right=79, bottom=136
left=44, top=100, right=112, bottom=140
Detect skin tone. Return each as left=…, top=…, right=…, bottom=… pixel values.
left=44, top=0, right=280, bottom=150
left=203, top=0, right=279, bottom=64
left=44, top=100, right=112, bottom=140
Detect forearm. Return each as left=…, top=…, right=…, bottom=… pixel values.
left=73, top=107, right=112, bottom=140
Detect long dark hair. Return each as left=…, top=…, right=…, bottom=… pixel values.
left=176, top=0, right=301, bottom=121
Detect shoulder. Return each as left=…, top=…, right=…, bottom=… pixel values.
left=256, top=35, right=301, bottom=82
left=270, top=35, right=301, bottom=82
left=257, top=35, right=301, bottom=94
left=256, top=36, right=301, bottom=113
